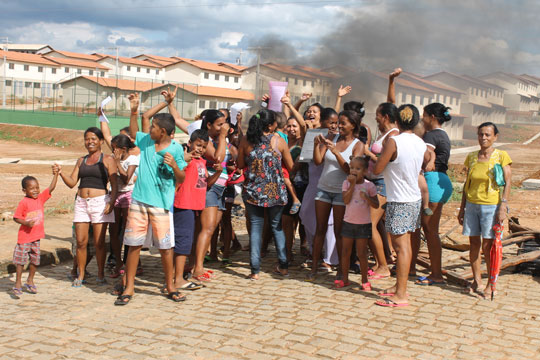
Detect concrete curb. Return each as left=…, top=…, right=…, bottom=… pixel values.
left=0, top=248, right=73, bottom=275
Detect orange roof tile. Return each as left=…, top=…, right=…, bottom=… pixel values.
left=195, top=86, right=254, bottom=100
left=401, top=71, right=464, bottom=94
left=425, top=71, right=505, bottom=91
left=218, top=62, right=248, bottom=72
left=170, top=57, right=241, bottom=75
left=98, top=56, right=162, bottom=68
left=134, top=54, right=177, bottom=63
left=60, top=76, right=164, bottom=92
left=43, top=50, right=103, bottom=61
left=293, top=65, right=339, bottom=79
left=260, top=63, right=316, bottom=79
left=0, top=50, right=59, bottom=66
left=45, top=56, right=109, bottom=70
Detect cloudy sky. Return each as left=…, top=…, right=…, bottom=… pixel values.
left=1, top=0, right=540, bottom=75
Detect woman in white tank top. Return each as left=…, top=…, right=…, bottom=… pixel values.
left=373, top=104, right=427, bottom=307
left=307, top=110, right=364, bottom=281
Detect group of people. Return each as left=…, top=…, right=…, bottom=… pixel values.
left=12, top=68, right=512, bottom=307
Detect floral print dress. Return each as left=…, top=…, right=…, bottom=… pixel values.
left=242, top=134, right=288, bottom=207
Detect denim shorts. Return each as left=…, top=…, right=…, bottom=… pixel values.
left=315, top=188, right=345, bottom=206
left=205, top=183, right=226, bottom=211
left=462, top=201, right=498, bottom=239
left=425, top=171, right=453, bottom=204
left=341, top=221, right=372, bottom=239
left=370, top=178, right=386, bottom=197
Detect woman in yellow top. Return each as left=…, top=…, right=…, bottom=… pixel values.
left=458, top=122, right=511, bottom=298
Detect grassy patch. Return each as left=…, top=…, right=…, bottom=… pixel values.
left=0, top=131, right=71, bottom=148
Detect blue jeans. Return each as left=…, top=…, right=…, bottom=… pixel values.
left=246, top=203, right=288, bottom=274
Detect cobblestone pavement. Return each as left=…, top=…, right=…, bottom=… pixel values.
left=2, top=237, right=540, bottom=360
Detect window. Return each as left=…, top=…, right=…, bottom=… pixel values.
left=411, top=95, right=416, bottom=104
left=209, top=100, right=217, bottom=108
left=100, top=71, right=105, bottom=77
left=204, top=72, right=209, bottom=79
left=311, top=81, right=314, bottom=87
left=65, top=67, right=69, bottom=73
left=52, top=84, right=59, bottom=90
left=225, top=75, right=230, bottom=82
left=234, top=77, right=239, bottom=83
left=156, top=69, right=159, bottom=75
left=401, top=92, right=407, bottom=103
left=24, top=65, right=29, bottom=71
left=303, top=80, right=307, bottom=86
left=316, top=95, right=321, bottom=102
left=146, top=68, right=150, bottom=74
left=215, top=74, right=219, bottom=80
left=8, top=63, right=14, bottom=69
left=420, top=96, right=424, bottom=105
left=51, top=68, right=57, bottom=74
left=33, top=82, right=40, bottom=88
left=38, top=66, right=43, bottom=73
left=294, top=78, right=298, bottom=85
left=25, top=82, right=32, bottom=88
left=199, top=99, right=206, bottom=108
left=137, top=67, right=141, bottom=73
left=89, top=70, right=93, bottom=76
left=77, top=69, right=82, bottom=74
left=127, top=65, right=131, bottom=71
left=285, top=77, right=289, bottom=83
left=5, top=80, right=12, bottom=86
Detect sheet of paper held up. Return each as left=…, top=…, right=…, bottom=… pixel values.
left=99, top=96, right=112, bottom=123
left=298, top=128, right=329, bottom=163
left=230, top=102, right=250, bottom=125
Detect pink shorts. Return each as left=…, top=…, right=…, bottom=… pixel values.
left=13, top=241, right=40, bottom=266
left=73, top=195, right=115, bottom=223
left=115, top=191, right=133, bottom=208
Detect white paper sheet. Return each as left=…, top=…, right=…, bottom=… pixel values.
left=230, top=102, right=250, bottom=126
left=99, top=96, right=112, bottom=123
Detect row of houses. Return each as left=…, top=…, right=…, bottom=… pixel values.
left=2, top=43, right=540, bottom=140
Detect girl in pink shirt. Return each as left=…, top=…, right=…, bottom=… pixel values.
left=337, top=157, right=379, bottom=289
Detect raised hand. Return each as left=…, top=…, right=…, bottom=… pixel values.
left=301, top=93, right=312, bottom=101
left=337, top=85, right=351, bottom=97
left=128, top=93, right=139, bottom=112
left=281, top=90, right=291, bottom=105
left=261, top=93, right=270, bottom=103
left=389, top=68, right=402, bottom=80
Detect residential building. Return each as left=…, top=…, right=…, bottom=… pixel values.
left=43, top=49, right=103, bottom=62
left=241, top=62, right=337, bottom=108
left=480, top=72, right=539, bottom=115
left=5, top=44, right=53, bottom=54
left=96, top=56, right=164, bottom=81
left=424, top=71, right=506, bottom=125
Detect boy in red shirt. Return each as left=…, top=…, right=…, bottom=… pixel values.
left=12, top=166, right=59, bottom=296
left=173, top=129, right=222, bottom=290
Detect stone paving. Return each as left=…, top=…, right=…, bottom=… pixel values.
left=2, top=238, right=540, bottom=360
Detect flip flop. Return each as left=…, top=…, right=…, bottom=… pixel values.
left=289, top=202, right=301, bottom=215
left=12, top=287, right=23, bottom=296
left=167, top=291, right=186, bottom=302
left=368, top=273, right=390, bottom=280
left=375, top=298, right=409, bottom=307
left=273, top=266, right=289, bottom=277
left=415, top=276, right=446, bottom=286
left=24, top=283, right=37, bottom=294
left=334, top=280, right=351, bottom=288
left=304, top=273, right=315, bottom=282
left=192, top=274, right=211, bottom=282
left=72, top=279, right=83, bottom=288
left=179, top=282, right=202, bottom=290
left=378, top=291, right=409, bottom=297
left=114, top=294, right=132, bottom=306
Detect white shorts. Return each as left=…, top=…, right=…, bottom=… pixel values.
left=73, top=195, right=115, bottom=223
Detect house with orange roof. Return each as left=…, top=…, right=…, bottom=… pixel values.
left=43, top=49, right=104, bottom=62
left=58, top=76, right=255, bottom=120
left=481, top=72, right=539, bottom=116
left=96, top=55, right=164, bottom=81
left=241, top=62, right=337, bottom=108
left=425, top=71, right=506, bottom=125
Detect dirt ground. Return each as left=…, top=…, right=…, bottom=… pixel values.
left=1, top=123, right=540, bottom=244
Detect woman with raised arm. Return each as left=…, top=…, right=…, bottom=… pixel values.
left=458, top=122, right=511, bottom=298
left=237, top=109, right=294, bottom=280
left=373, top=104, right=427, bottom=307
left=307, top=110, right=364, bottom=281
left=58, top=127, right=118, bottom=287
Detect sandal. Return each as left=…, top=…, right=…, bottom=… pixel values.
left=114, top=294, right=132, bottom=306
left=289, top=202, right=301, bottom=215
left=12, top=287, right=23, bottom=296
left=72, top=279, right=83, bottom=288
left=334, top=280, right=351, bottom=288
left=179, top=282, right=202, bottom=290
left=96, top=277, right=107, bottom=285
left=273, top=266, right=289, bottom=277
left=304, top=273, right=316, bottom=282
left=109, top=268, right=125, bottom=279
left=192, top=273, right=212, bottom=282
left=167, top=291, right=186, bottom=302
left=361, top=282, right=372, bottom=291
left=248, top=274, right=259, bottom=281
left=24, top=283, right=37, bottom=294
left=375, top=298, right=409, bottom=307
left=221, top=258, right=232, bottom=267
left=111, top=284, right=125, bottom=296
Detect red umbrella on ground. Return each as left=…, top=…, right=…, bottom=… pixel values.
left=489, top=223, right=504, bottom=301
